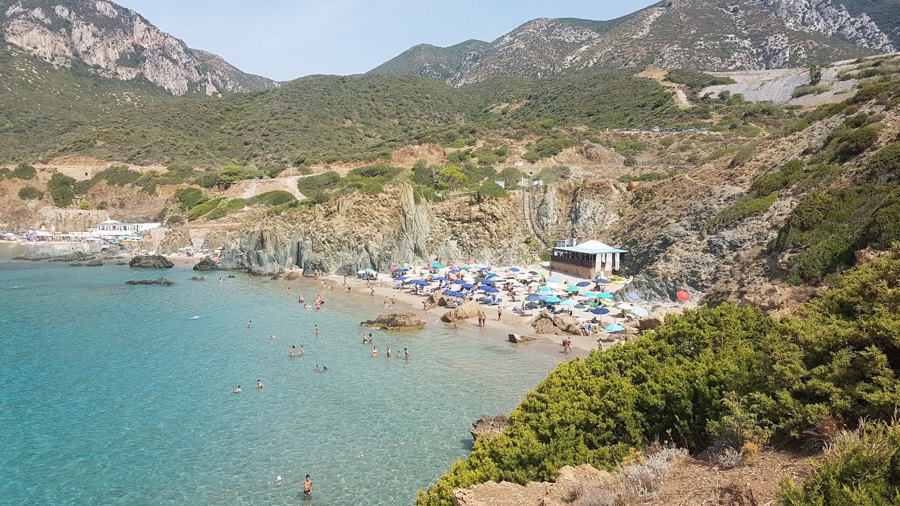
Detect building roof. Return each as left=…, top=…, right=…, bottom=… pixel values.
left=553, top=240, right=627, bottom=254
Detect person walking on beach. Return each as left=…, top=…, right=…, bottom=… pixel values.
left=303, top=474, right=312, bottom=499
left=497, top=306, right=502, bottom=321
left=564, top=338, right=573, bottom=354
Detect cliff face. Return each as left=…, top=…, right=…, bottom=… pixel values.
left=0, top=0, right=276, bottom=95
left=212, top=185, right=535, bottom=276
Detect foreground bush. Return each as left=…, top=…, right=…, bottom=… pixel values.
left=417, top=248, right=900, bottom=505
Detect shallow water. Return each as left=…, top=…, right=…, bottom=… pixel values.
left=0, top=251, right=564, bottom=505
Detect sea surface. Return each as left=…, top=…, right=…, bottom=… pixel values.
left=0, top=247, right=564, bottom=505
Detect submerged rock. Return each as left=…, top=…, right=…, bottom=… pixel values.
left=86, top=258, right=104, bottom=267
left=360, top=313, right=425, bottom=330
left=130, top=255, right=174, bottom=269
left=125, top=277, right=174, bottom=286
left=190, top=275, right=205, bottom=281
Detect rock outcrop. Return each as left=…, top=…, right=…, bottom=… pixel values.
left=360, top=313, right=426, bottom=330
left=192, top=258, right=218, bottom=271
left=129, top=255, right=174, bottom=269
left=85, top=258, right=103, bottom=267
left=454, top=464, right=616, bottom=506
left=125, top=277, right=173, bottom=286
left=532, top=310, right=583, bottom=335
left=470, top=415, right=508, bottom=441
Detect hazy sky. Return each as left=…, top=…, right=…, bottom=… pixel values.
left=114, top=0, right=658, bottom=82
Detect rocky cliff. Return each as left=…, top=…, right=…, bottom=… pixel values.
left=211, top=184, right=535, bottom=276
left=0, top=0, right=277, bottom=95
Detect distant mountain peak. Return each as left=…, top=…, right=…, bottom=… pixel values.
left=0, top=0, right=277, bottom=95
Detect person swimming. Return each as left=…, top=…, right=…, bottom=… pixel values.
left=257, top=379, right=264, bottom=389
left=233, top=385, right=242, bottom=393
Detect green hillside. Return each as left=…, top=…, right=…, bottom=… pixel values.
left=14, top=69, right=733, bottom=168
left=367, top=40, right=489, bottom=80
left=0, top=45, right=171, bottom=164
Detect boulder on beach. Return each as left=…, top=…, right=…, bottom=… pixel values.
left=125, top=277, right=174, bottom=286
left=360, top=313, right=425, bottom=330
left=440, top=301, right=481, bottom=323
left=284, top=270, right=302, bottom=280
left=531, top=310, right=583, bottom=335
left=192, top=258, right=218, bottom=271
left=508, top=333, right=535, bottom=343
left=129, top=255, right=174, bottom=269
left=85, top=258, right=104, bottom=267
left=470, top=414, right=508, bottom=441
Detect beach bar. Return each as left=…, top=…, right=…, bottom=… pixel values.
left=550, top=239, right=627, bottom=279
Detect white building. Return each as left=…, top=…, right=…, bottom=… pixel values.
left=95, top=220, right=161, bottom=237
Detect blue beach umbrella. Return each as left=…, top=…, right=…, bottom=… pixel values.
left=449, top=269, right=460, bottom=273
left=596, top=292, right=614, bottom=299
left=432, top=275, right=446, bottom=281
left=395, top=276, right=407, bottom=282
left=525, top=294, right=546, bottom=302
left=410, top=279, right=429, bottom=286
left=576, top=281, right=592, bottom=287
left=627, top=292, right=641, bottom=301
left=591, top=307, right=610, bottom=315
left=483, top=286, right=500, bottom=294
left=559, top=299, right=577, bottom=306
left=461, top=283, right=475, bottom=290
left=459, top=265, right=471, bottom=270
left=431, top=261, right=442, bottom=269
left=630, top=306, right=649, bottom=318
left=544, top=296, right=562, bottom=303
left=547, top=277, right=561, bottom=283
left=604, top=324, right=625, bottom=333
left=565, top=286, right=580, bottom=293
left=583, top=291, right=599, bottom=298
left=442, top=289, right=463, bottom=297
left=480, top=279, right=495, bottom=286
left=508, top=267, right=521, bottom=272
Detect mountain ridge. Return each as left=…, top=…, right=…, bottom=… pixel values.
left=373, top=0, right=898, bottom=86
left=0, top=0, right=277, bottom=95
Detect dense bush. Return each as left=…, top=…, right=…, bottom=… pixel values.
left=247, top=191, right=296, bottom=207
left=173, top=188, right=207, bottom=211
left=704, top=191, right=778, bottom=231
left=476, top=181, right=508, bottom=198
left=11, top=163, right=36, bottom=180
left=18, top=186, right=43, bottom=200
left=781, top=421, right=900, bottom=505
left=417, top=250, right=900, bottom=505
left=297, top=171, right=341, bottom=198
left=47, top=173, right=75, bottom=207
left=523, top=132, right=576, bottom=162
left=93, top=165, right=141, bottom=186
left=536, top=165, right=570, bottom=183
left=867, top=141, right=900, bottom=181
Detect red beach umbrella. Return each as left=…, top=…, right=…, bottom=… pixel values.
left=676, top=290, right=690, bottom=302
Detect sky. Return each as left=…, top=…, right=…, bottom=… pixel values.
left=114, top=0, right=658, bottom=82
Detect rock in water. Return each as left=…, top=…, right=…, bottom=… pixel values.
left=125, top=277, right=174, bottom=286
left=192, top=258, right=218, bottom=271
left=85, top=258, right=104, bottom=267
left=129, top=255, right=174, bottom=269
left=190, top=275, right=205, bottom=281
left=360, top=313, right=426, bottom=330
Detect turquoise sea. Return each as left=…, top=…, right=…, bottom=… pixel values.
left=0, top=247, right=565, bottom=505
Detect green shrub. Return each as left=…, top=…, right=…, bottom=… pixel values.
left=791, top=84, right=830, bottom=98
left=248, top=191, right=296, bottom=207
left=47, top=173, right=75, bottom=207
left=476, top=181, right=508, bottom=198
left=93, top=165, right=140, bottom=186
left=18, top=186, right=43, bottom=200
left=523, top=132, right=576, bottom=162
left=828, top=126, right=879, bottom=162
left=174, top=188, right=207, bottom=211
left=705, top=191, right=778, bottom=231
left=781, top=421, right=900, bottom=505
left=536, top=166, right=570, bottom=183
left=297, top=171, right=341, bottom=197
left=729, top=143, right=757, bottom=168
left=867, top=142, right=900, bottom=181
left=187, top=199, right=221, bottom=220
left=11, top=163, right=36, bottom=180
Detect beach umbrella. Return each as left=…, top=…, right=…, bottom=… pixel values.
left=478, top=266, right=491, bottom=271
left=395, top=276, right=407, bottom=282
left=449, top=269, right=460, bottom=273
left=604, top=324, right=625, bottom=333
left=410, top=279, right=429, bottom=286
left=676, top=290, right=690, bottom=302
left=576, top=281, right=592, bottom=287
left=583, top=291, right=599, bottom=298
left=480, top=279, right=495, bottom=286
left=595, top=276, right=611, bottom=284
left=630, top=306, right=649, bottom=318
left=431, top=261, right=442, bottom=269
left=528, top=271, right=539, bottom=275
left=508, top=267, right=520, bottom=272
left=565, top=286, right=580, bottom=293
left=600, top=299, right=615, bottom=306
left=617, top=302, right=634, bottom=310
left=591, top=307, right=610, bottom=315
left=627, top=292, right=641, bottom=301
left=538, top=286, right=552, bottom=293
left=525, top=294, right=546, bottom=302
left=452, top=279, right=465, bottom=284
left=461, top=283, right=475, bottom=290
left=596, top=292, right=614, bottom=299
left=486, top=272, right=499, bottom=278
left=545, top=296, right=562, bottom=303
left=474, top=276, right=488, bottom=282
left=560, top=299, right=577, bottom=306
left=547, top=277, right=561, bottom=283
left=483, top=286, right=500, bottom=293
left=431, top=275, right=446, bottom=281
left=459, top=265, right=471, bottom=270
left=575, top=303, right=587, bottom=309
left=442, top=289, right=463, bottom=297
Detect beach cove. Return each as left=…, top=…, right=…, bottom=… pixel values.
left=0, top=246, right=578, bottom=505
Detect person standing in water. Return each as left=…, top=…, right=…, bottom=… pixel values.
left=290, top=345, right=296, bottom=357
left=303, top=474, right=312, bottom=499
left=257, top=379, right=264, bottom=389
left=386, top=344, right=391, bottom=358
left=315, top=324, right=320, bottom=336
